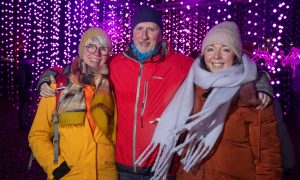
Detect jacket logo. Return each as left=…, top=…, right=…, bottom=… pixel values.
left=152, top=76, right=163, bottom=80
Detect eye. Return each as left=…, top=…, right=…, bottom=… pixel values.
left=85, top=44, right=97, bottom=53
left=99, top=47, right=108, bottom=51
left=134, top=26, right=143, bottom=31
left=222, top=47, right=231, bottom=53
left=147, top=28, right=155, bottom=32
left=206, top=47, right=214, bottom=52
left=99, top=47, right=109, bottom=55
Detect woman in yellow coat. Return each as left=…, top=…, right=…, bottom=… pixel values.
left=28, top=28, right=117, bottom=180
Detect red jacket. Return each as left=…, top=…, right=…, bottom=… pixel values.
left=109, top=41, right=193, bottom=174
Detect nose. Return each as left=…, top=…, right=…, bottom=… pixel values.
left=141, top=29, right=149, bottom=40
left=93, top=49, right=101, bottom=57
left=214, top=49, right=222, bottom=59
left=92, top=47, right=105, bottom=57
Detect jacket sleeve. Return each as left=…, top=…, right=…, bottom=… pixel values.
left=36, top=66, right=67, bottom=90
left=28, top=95, right=65, bottom=179
left=37, top=69, right=58, bottom=90
left=256, top=71, right=273, bottom=98
left=249, top=104, right=282, bottom=180
left=273, top=99, right=295, bottom=170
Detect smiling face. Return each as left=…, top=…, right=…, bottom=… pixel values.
left=133, top=22, right=162, bottom=53
left=204, top=44, right=237, bottom=73
left=82, top=37, right=110, bottom=68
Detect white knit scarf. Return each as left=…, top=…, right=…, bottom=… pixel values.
left=135, top=55, right=257, bottom=180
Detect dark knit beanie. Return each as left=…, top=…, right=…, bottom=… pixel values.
left=131, top=5, right=163, bottom=31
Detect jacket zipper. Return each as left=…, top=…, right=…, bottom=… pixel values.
left=133, top=63, right=143, bottom=172
left=140, top=80, right=148, bottom=128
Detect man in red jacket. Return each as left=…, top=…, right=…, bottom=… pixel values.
left=39, top=5, right=272, bottom=180
left=109, top=6, right=193, bottom=179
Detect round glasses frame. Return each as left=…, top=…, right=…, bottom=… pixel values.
left=84, top=44, right=109, bottom=56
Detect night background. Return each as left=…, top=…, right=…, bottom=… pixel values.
left=0, top=0, right=299, bottom=179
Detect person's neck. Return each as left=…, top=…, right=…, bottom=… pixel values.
left=130, top=43, right=155, bottom=63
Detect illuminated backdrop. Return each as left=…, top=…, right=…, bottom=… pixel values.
left=0, top=0, right=299, bottom=116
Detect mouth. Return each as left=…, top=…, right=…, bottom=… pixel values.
left=139, top=42, right=150, bottom=47
left=89, top=58, right=100, bottom=63
left=211, top=62, right=224, bottom=68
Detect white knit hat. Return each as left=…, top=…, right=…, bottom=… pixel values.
left=201, top=21, right=242, bottom=60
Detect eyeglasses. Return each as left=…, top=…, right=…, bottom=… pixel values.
left=84, top=44, right=109, bottom=56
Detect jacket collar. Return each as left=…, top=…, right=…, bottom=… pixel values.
left=123, top=40, right=172, bottom=63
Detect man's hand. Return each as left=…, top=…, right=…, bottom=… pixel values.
left=40, top=75, right=56, bottom=97
left=256, top=92, right=271, bottom=109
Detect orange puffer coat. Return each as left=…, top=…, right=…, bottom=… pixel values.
left=177, top=82, right=282, bottom=180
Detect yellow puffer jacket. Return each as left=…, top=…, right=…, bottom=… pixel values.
left=28, top=86, right=117, bottom=180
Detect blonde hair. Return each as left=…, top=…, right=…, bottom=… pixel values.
left=78, top=28, right=112, bottom=58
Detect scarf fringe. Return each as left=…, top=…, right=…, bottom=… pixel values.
left=135, top=140, right=177, bottom=180
left=59, top=124, right=85, bottom=128
left=135, top=54, right=257, bottom=177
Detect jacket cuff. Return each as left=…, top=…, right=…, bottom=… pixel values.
left=37, top=70, right=58, bottom=91
left=256, top=71, right=273, bottom=98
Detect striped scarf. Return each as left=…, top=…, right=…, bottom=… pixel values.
left=53, top=58, right=115, bottom=164
left=56, top=58, right=111, bottom=126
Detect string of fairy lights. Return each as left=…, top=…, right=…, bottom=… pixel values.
left=0, top=0, right=298, bottom=116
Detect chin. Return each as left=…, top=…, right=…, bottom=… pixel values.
left=137, top=46, right=152, bottom=53
left=87, top=62, right=99, bottom=68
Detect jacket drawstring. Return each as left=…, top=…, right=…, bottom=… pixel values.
left=257, top=109, right=262, bottom=162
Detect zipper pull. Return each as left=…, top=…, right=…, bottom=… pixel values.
left=149, top=118, right=160, bottom=124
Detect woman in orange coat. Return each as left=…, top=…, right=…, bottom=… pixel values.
left=176, top=21, right=282, bottom=180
